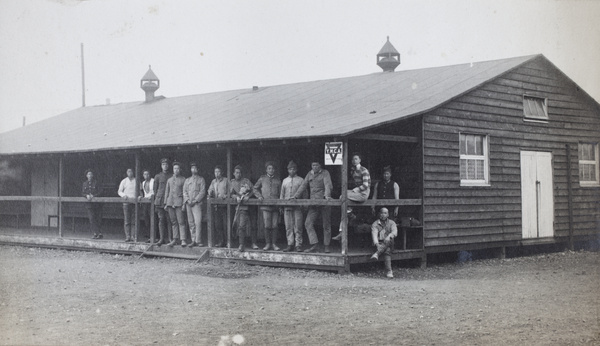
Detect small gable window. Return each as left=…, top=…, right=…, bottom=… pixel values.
left=523, top=95, right=548, bottom=121
left=579, top=143, right=599, bottom=186
left=460, top=133, right=489, bottom=186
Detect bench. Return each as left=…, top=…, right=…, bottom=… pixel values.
left=0, top=201, right=30, bottom=228
left=50, top=202, right=125, bottom=231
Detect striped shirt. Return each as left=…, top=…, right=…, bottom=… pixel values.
left=351, top=164, right=371, bottom=191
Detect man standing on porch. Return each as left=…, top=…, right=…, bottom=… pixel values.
left=183, top=162, right=206, bottom=247
left=153, top=158, right=172, bottom=246
left=370, top=208, right=397, bottom=278
left=138, top=169, right=154, bottom=242
left=117, top=168, right=137, bottom=242
left=253, top=161, right=282, bottom=251
left=230, top=165, right=256, bottom=251
left=280, top=160, right=306, bottom=252
left=292, top=160, right=333, bottom=253
left=165, top=162, right=187, bottom=247
left=207, top=165, right=228, bottom=247
left=83, top=168, right=103, bottom=239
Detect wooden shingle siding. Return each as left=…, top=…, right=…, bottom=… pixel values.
left=422, top=56, right=600, bottom=249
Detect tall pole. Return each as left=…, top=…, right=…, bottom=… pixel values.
left=134, top=152, right=140, bottom=242
left=81, top=43, right=85, bottom=107
left=341, top=139, right=349, bottom=255
left=226, top=147, right=232, bottom=249
left=58, top=156, right=63, bottom=238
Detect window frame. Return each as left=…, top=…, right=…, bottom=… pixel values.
left=459, top=133, right=490, bottom=187
left=579, top=142, right=600, bottom=187
left=523, top=95, right=549, bottom=122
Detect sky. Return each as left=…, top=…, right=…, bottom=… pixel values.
left=0, top=0, right=599, bottom=133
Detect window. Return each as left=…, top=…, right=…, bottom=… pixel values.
left=460, top=133, right=489, bottom=186
left=523, top=95, right=548, bottom=121
left=579, top=143, right=599, bottom=186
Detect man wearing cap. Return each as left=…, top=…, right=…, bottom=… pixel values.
left=208, top=165, right=228, bottom=247
left=165, top=162, right=188, bottom=247
left=292, top=161, right=333, bottom=253
left=230, top=165, right=255, bottom=251
left=370, top=208, right=397, bottom=278
left=183, top=162, right=206, bottom=247
left=117, top=168, right=137, bottom=242
left=280, top=161, right=307, bottom=252
left=253, top=161, right=282, bottom=251
left=371, top=165, right=400, bottom=219
left=82, top=168, right=103, bottom=239
left=138, top=169, right=155, bottom=242
left=153, top=158, right=172, bottom=246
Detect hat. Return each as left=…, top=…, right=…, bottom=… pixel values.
left=234, top=165, right=243, bottom=172
left=189, top=162, right=198, bottom=168
left=160, top=158, right=169, bottom=164
left=287, top=160, right=297, bottom=169
left=265, top=161, right=275, bottom=169
left=84, top=168, right=93, bottom=176
left=172, top=161, right=181, bottom=167
left=383, top=165, right=392, bottom=173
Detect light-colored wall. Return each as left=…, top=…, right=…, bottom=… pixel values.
left=31, top=160, right=58, bottom=226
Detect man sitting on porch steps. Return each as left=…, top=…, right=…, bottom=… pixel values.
left=370, top=208, right=397, bottom=278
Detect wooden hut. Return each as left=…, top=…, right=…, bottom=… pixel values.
left=0, top=40, right=598, bottom=272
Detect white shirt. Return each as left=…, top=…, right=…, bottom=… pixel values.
left=141, top=178, right=155, bottom=198
left=118, top=177, right=137, bottom=199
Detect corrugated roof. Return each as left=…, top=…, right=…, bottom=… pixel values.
left=0, top=55, right=540, bottom=155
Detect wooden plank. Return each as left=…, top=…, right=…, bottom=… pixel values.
left=353, top=133, right=419, bottom=143
left=0, top=196, right=151, bottom=203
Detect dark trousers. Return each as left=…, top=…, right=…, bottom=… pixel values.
left=214, top=206, right=227, bottom=246
left=122, top=203, right=135, bottom=239
left=85, top=204, right=102, bottom=235
left=140, top=203, right=153, bottom=239
left=155, top=206, right=172, bottom=242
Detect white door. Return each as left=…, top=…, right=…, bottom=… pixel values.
left=520, top=151, right=554, bottom=238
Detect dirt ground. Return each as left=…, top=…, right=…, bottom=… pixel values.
left=0, top=245, right=598, bottom=346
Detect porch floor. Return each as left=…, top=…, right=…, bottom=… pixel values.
left=0, top=226, right=425, bottom=272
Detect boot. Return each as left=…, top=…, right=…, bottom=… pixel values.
left=263, top=243, right=272, bottom=251
left=282, top=245, right=294, bottom=252
left=303, top=244, right=318, bottom=253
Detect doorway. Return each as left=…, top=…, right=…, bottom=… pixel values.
left=520, top=151, right=554, bottom=238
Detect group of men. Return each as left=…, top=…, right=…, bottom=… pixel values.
left=83, top=153, right=401, bottom=277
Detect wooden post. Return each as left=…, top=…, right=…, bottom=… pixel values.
left=134, top=152, right=140, bottom=242
left=341, top=139, right=349, bottom=255
left=58, top=156, right=63, bottom=238
left=226, top=147, right=232, bottom=249
left=566, top=144, right=574, bottom=251
left=150, top=197, right=155, bottom=244
left=207, top=198, right=213, bottom=247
